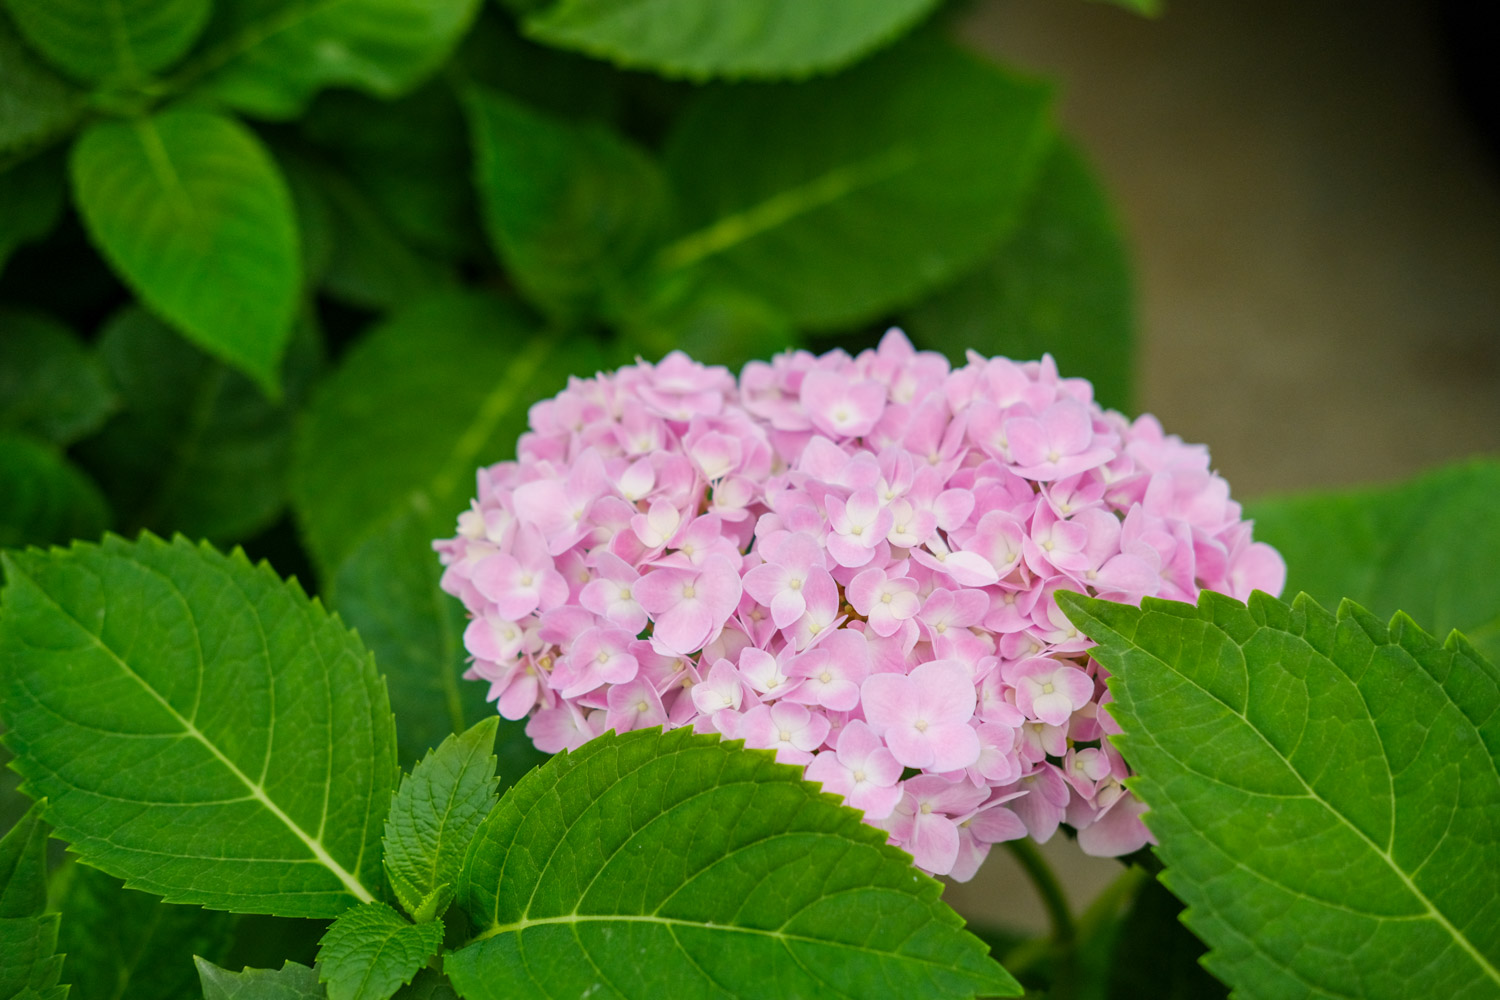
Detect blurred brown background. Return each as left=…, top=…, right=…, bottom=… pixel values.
left=947, top=0, right=1500, bottom=932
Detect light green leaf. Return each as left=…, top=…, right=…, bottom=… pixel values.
left=317, top=902, right=443, bottom=1000
left=0, top=801, right=48, bottom=918
left=0, top=14, right=82, bottom=153
left=904, top=137, right=1135, bottom=412
left=0, top=310, right=117, bottom=446
left=524, top=0, right=940, bottom=81
left=465, top=86, right=668, bottom=319
left=0, top=803, right=66, bottom=999
left=0, top=151, right=66, bottom=273
left=75, top=306, right=322, bottom=544
left=1060, top=590, right=1500, bottom=1000
left=660, top=35, right=1053, bottom=330
left=2, top=0, right=208, bottom=83
left=0, top=534, right=397, bottom=917
left=188, top=0, right=482, bottom=120
left=0, top=431, right=110, bottom=549
left=54, top=864, right=237, bottom=1000
left=1247, top=457, right=1500, bottom=664
left=197, top=959, right=325, bottom=1000
left=383, top=716, right=499, bottom=918
left=448, top=727, right=1020, bottom=1000
left=70, top=110, right=301, bottom=395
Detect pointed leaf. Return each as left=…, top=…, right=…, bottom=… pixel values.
left=0, top=14, right=82, bottom=153
left=0, top=534, right=397, bottom=917
left=0, top=431, right=110, bottom=549
left=1248, top=457, right=1500, bottom=663
left=1060, top=590, right=1500, bottom=999
left=0, top=152, right=66, bottom=274
left=524, top=0, right=940, bottom=81
left=317, top=902, right=443, bottom=1000
left=55, top=864, right=237, bottom=1000
left=197, top=959, right=325, bottom=1000
left=70, top=110, right=301, bottom=393
left=0, top=801, right=48, bottom=918
left=0, top=912, right=65, bottom=997
left=659, top=35, right=1052, bottom=330
left=2, top=0, right=209, bottom=83
left=0, top=310, right=117, bottom=446
left=383, top=716, right=500, bottom=915
left=448, top=727, right=1019, bottom=1000
left=904, top=137, right=1135, bottom=412
left=76, top=306, right=322, bottom=544
left=189, top=0, right=481, bottom=120
left=0, top=804, right=66, bottom=998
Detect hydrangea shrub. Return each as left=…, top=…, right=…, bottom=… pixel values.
left=435, top=331, right=1287, bottom=879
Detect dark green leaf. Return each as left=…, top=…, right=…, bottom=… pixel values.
left=466, top=86, right=668, bottom=319
left=0, top=152, right=65, bottom=273
left=904, top=137, right=1135, bottom=412
left=660, top=35, right=1053, bottom=329
left=0, top=534, right=397, bottom=917
left=0, top=803, right=66, bottom=998
left=390, top=970, right=457, bottom=1000
left=1248, top=457, right=1500, bottom=664
left=452, top=9, right=621, bottom=125
left=448, top=728, right=1020, bottom=1000
left=383, top=717, right=500, bottom=917
left=188, top=0, right=482, bottom=120
left=0, top=310, right=117, bottom=445
left=2, top=0, right=208, bottom=83
left=0, top=14, right=82, bottom=153
left=318, top=902, right=443, bottom=1000
left=197, top=959, right=325, bottom=1000
left=524, top=0, right=940, bottom=81
left=1060, top=590, right=1500, bottom=1000
left=0, top=431, right=109, bottom=549
left=0, top=912, right=65, bottom=997
left=1105, top=876, right=1225, bottom=1000
left=75, top=306, right=321, bottom=544
left=619, top=272, right=798, bottom=370
left=54, top=864, right=236, bottom=1000
left=70, top=110, right=301, bottom=394
left=0, top=800, right=48, bottom=918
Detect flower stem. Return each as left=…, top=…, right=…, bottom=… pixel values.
left=1005, top=839, right=1075, bottom=948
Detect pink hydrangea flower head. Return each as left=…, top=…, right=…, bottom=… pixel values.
left=436, top=330, right=1284, bottom=880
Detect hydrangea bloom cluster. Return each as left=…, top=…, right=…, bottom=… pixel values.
left=435, top=331, right=1285, bottom=880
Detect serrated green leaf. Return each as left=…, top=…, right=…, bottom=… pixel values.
left=55, top=864, right=236, bottom=1000
left=2, top=0, right=208, bottom=83
left=196, top=958, right=325, bottom=999
left=1248, top=457, right=1500, bottom=664
left=70, top=110, right=301, bottom=395
left=0, top=801, right=48, bottom=918
left=1060, top=590, right=1500, bottom=1000
left=187, top=0, right=481, bottom=120
left=0, top=534, right=397, bottom=917
left=74, top=306, right=321, bottom=544
left=0, top=431, right=110, bottom=549
left=390, top=970, right=456, bottom=1000
left=317, top=902, right=443, bottom=1000
left=0, top=14, right=82, bottom=153
left=448, top=728, right=1020, bottom=1000
left=466, top=86, right=669, bottom=319
left=0, top=310, right=117, bottom=446
left=523, top=0, right=940, bottom=81
left=383, top=717, right=499, bottom=918
left=904, top=137, right=1135, bottom=412
left=0, top=911, right=66, bottom=997
left=0, top=152, right=65, bottom=273
left=659, top=35, right=1053, bottom=330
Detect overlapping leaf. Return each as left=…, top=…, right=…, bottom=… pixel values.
left=1061, top=590, right=1500, bottom=1000
left=904, top=137, right=1135, bottom=411
left=0, top=534, right=397, bottom=917
left=318, top=902, right=443, bottom=1000
left=0, top=14, right=81, bottom=153
left=197, top=959, right=325, bottom=999
left=0, top=153, right=66, bottom=273
left=70, top=110, right=301, bottom=394
left=0, top=432, right=109, bottom=549
left=0, top=310, right=116, bottom=445
left=2, top=0, right=209, bottom=83
left=0, top=803, right=67, bottom=999
left=660, top=35, right=1052, bottom=330
left=523, top=0, right=940, bottom=81
left=448, top=727, right=1019, bottom=1000
left=1248, top=458, right=1500, bottom=663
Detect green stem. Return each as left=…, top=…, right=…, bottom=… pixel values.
left=1005, top=839, right=1075, bottom=947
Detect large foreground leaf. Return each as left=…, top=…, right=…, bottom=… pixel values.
left=70, top=110, right=301, bottom=394
left=2, top=0, right=208, bottom=83
left=1061, top=590, right=1500, bottom=1000
left=1248, top=458, right=1500, bottom=663
left=0, top=534, right=397, bottom=916
left=660, top=36, right=1052, bottom=329
left=904, top=137, right=1135, bottom=412
left=447, top=727, right=1019, bottom=1000
left=524, top=0, right=939, bottom=81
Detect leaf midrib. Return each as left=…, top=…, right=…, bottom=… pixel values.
left=1126, top=616, right=1500, bottom=987
left=10, top=560, right=376, bottom=906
